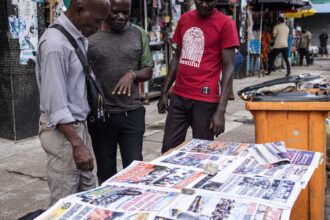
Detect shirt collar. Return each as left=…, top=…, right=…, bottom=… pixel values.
left=56, top=13, right=85, bottom=41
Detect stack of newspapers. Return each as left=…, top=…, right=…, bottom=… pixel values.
left=36, top=139, right=322, bottom=220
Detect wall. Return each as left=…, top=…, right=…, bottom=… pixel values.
left=0, top=0, right=45, bottom=140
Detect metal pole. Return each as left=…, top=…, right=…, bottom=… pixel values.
left=143, top=0, right=148, bottom=32
left=258, top=3, right=263, bottom=72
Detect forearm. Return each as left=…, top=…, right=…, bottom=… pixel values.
left=58, top=123, right=84, bottom=149
left=215, top=69, right=233, bottom=116
left=214, top=48, right=235, bottom=116
left=133, top=67, right=153, bottom=82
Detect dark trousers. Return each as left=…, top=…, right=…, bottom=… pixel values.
left=162, top=94, right=217, bottom=153
left=299, top=48, right=311, bottom=65
left=320, top=45, right=328, bottom=56
left=88, top=106, right=145, bottom=183
left=268, top=47, right=291, bottom=75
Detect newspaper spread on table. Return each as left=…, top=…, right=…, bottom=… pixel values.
left=37, top=139, right=322, bottom=220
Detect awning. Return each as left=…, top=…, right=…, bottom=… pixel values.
left=248, top=0, right=308, bottom=11
left=284, top=8, right=317, bottom=18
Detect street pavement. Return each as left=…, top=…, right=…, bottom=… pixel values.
left=0, top=58, right=330, bottom=219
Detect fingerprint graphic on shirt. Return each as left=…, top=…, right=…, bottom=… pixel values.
left=180, top=27, right=205, bottom=68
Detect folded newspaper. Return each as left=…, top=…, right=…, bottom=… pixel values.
left=248, top=141, right=291, bottom=165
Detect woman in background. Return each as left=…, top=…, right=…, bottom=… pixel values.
left=261, top=25, right=272, bottom=75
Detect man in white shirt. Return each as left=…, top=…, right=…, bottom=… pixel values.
left=267, top=17, right=291, bottom=76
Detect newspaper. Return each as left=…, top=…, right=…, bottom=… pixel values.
left=69, top=184, right=180, bottom=212
left=36, top=199, right=155, bottom=220
left=187, top=174, right=301, bottom=208
left=287, top=149, right=321, bottom=166
left=37, top=139, right=321, bottom=220
left=104, top=161, right=205, bottom=189
left=157, top=193, right=291, bottom=220
left=232, top=150, right=321, bottom=188
left=152, top=150, right=244, bottom=174
left=248, top=141, right=291, bottom=165
left=179, top=139, right=252, bottom=156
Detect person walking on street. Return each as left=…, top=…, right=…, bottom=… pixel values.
left=36, top=0, right=109, bottom=206
left=88, top=0, right=153, bottom=184
left=261, top=25, right=272, bottom=74
left=157, top=0, right=239, bottom=153
left=267, top=17, right=291, bottom=76
left=299, top=27, right=312, bottom=66
left=319, top=29, right=328, bottom=57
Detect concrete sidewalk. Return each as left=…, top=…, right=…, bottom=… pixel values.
left=1, top=59, right=330, bottom=219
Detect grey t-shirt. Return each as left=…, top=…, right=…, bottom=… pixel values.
left=88, top=24, right=153, bottom=112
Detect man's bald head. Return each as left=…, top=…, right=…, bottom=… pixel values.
left=66, top=0, right=110, bottom=37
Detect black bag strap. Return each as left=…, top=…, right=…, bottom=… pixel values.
left=51, top=24, right=92, bottom=76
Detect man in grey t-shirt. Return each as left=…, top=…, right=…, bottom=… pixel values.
left=88, top=0, right=153, bottom=184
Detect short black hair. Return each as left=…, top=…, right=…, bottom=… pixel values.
left=278, top=17, right=285, bottom=23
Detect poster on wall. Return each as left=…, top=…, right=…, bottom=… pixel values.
left=19, top=50, right=35, bottom=64
left=18, top=0, right=38, bottom=51
left=8, top=15, right=22, bottom=39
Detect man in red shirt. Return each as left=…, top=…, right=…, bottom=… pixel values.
left=158, top=0, right=239, bottom=153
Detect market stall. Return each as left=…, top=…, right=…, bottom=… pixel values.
left=36, top=139, right=322, bottom=220
left=245, top=0, right=308, bottom=75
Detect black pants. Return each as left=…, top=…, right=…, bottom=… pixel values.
left=299, top=48, right=311, bottom=65
left=88, top=106, right=145, bottom=183
left=268, top=47, right=291, bottom=75
left=320, top=44, right=328, bottom=56
left=162, top=94, right=217, bottom=153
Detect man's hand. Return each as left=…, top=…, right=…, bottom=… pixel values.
left=58, top=123, right=94, bottom=171
left=72, top=144, right=94, bottom=171
left=209, top=112, right=225, bottom=137
left=112, top=71, right=135, bottom=96
left=157, top=94, right=169, bottom=113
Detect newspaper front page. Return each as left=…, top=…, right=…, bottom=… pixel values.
left=104, top=161, right=205, bottom=189
left=187, top=173, right=301, bottom=208
left=157, top=193, right=291, bottom=220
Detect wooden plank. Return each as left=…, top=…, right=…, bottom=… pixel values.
left=286, top=112, right=309, bottom=220
left=307, top=112, right=327, bottom=220
left=246, top=102, right=330, bottom=111
left=265, top=111, right=288, bottom=143
left=252, top=110, right=268, bottom=144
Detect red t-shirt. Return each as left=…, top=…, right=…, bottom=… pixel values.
left=172, top=9, right=240, bottom=103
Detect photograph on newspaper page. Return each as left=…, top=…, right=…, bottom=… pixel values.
left=287, top=149, right=321, bottom=167
left=35, top=199, right=154, bottom=220
left=179, top=139, right=252, bottom=156
left=152, top=150, right=244, bottom=173
left=157, top=193, right=291, bottom=220
left=187, top=173, right=301, bottom=208
left=68, top=184, right=180, bottom=212
left=104, top=161, right=205, bottom=189
left=232, top=156, right=318, bottom=187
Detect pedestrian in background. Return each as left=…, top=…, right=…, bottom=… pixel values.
left=88, top=0, right=153, bottom=184
left=267, top=17, right=291, bottom=76
left=36, top=0, right=109, bottom=206
left=319, top=29, right=328, bottom=57
left=261, top=24, right=272, bottom=74
left=299, top=26, right=312, bottom=66
left=158, top=0, right=239, bottom=153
